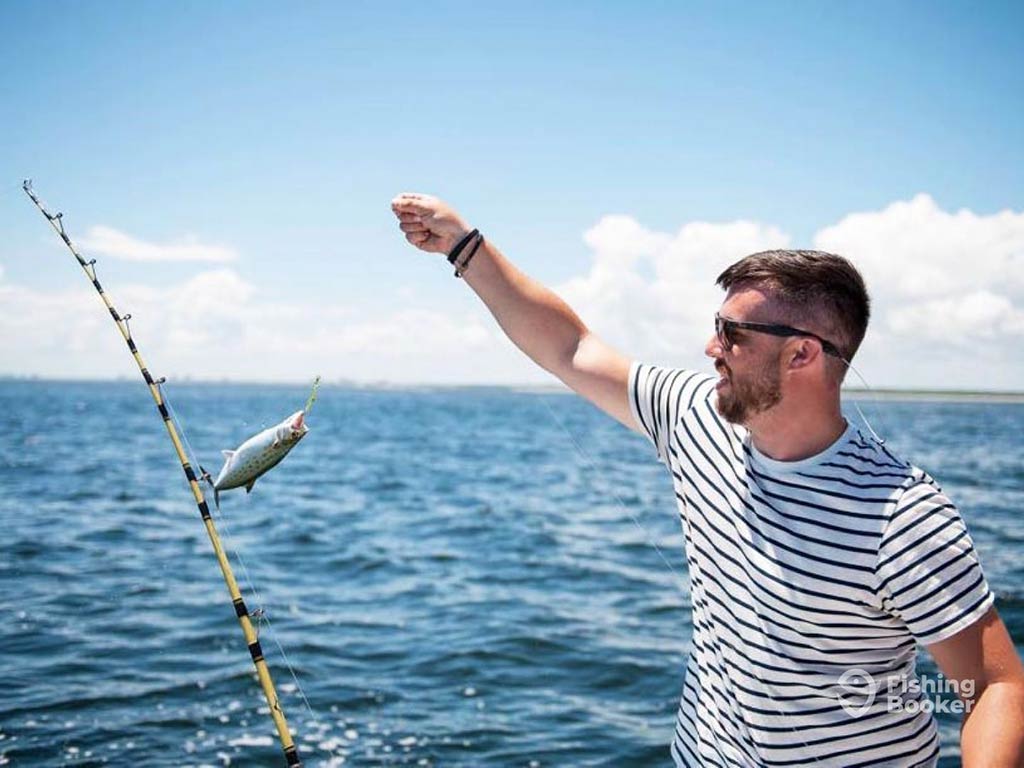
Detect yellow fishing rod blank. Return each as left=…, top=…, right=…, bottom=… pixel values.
left=22, top=180, right=303, bottom=768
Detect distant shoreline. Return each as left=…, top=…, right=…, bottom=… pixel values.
left=2, top=375, right=1024, bottom=403
left=840, top=389, right=1024, bottom=404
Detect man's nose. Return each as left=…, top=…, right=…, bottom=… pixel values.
left=705, top=333, right=724, bottom=359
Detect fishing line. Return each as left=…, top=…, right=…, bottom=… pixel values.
left=23, top=181, right=304, bottom=767
left=257, top=612, right=339, bottom=754
left=161, top=382, right=204, bottom=480
left=175, top=393, right=348, bottom=762
left=534, top=393, right=686, bottom=586
left=533, top=386, right=830, bottom=762
left=163, top=385, right=326, bottom=759
left=163, top=382, right=348, bottom=763
left=160, top=380, right=260, bottom=603
left=839, top=357, right=892, bottom=447
left=210, top=520, right=347, bottom=763
left=207, top=495, right=345, bottom=758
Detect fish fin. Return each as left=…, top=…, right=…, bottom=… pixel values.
left=221, top=450, right=235, bottom=460
left=245, top=478, right=257, bottom=493
left=214, top=488, right=220, bottom=511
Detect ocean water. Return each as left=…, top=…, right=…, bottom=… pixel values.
left=1, top=380, right=1021, bottom=768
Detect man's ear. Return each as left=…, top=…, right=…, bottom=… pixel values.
left=787, top=339, right=819, bottom=371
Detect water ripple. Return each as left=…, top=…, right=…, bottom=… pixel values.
left=1, top=382, right=1021, bottom=766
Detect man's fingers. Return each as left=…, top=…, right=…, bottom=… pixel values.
left=391, top=193, right=434, bottom=216
left=392, top=193, right=454, bottom=254
left=393, top=200, right=432, bottom=216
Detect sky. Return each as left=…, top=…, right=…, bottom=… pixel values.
left=1, top=0, right=1022, bottom=389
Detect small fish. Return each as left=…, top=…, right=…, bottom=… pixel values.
left=208, top=410, right=310, bottom=507
left=200, top=377, right=319, bottom=509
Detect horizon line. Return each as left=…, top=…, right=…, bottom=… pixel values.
left=2, top=374, right=1024, bottom=402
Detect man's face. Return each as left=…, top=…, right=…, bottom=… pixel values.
left=705, top=287, right=785, bottom=425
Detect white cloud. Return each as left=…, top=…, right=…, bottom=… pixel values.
left=3, top=196, right=1023, bottom=389
left=814, top=194, right=1024, bottom=301
left=78, top=225, right=237, bottom=262
left=0, top=267, right=518, bottom=385
left=557, top=215, right=790, bottom=365
left=810, top=194, right=1024, bottom=386
left=887, top=290, right=1024, bottom=344
left=553, top=197, right=1024, bottom=388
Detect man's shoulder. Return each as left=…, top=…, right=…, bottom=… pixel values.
left=632, top=362, right=716, bottom=390
left=893, top=464, right=951, bottom=509
left=629, top=363, right=722, bottom=464
left=630, top=363, right=718, bottom=414
left=814, top=429, right=926, bottom=498
left=845, top=437, right=953, bottom=517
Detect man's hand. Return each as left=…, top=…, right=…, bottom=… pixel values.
left=391, top=193, right=471, bottom=255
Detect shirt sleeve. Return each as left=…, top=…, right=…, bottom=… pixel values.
left=875, top=479, right=994, bottom=646
left=628, top=361, right=715, bottom=465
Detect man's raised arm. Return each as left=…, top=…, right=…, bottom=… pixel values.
left=391, top=192, right=638, bottom=431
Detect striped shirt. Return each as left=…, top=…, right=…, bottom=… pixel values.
left=628, top=362, right=994, bottom=768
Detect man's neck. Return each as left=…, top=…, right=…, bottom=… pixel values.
left=745, top=397, right=848, bottom=463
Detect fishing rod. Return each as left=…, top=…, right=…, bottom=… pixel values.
left=22, top=180, right=303, bottom=768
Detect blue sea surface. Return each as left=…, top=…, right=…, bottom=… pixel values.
left=1, top=381, right=1022, bottom=767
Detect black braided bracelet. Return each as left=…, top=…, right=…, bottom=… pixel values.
left=447, top=229, right=479, bottom=267
left=454, top=233, right=484, bottom=278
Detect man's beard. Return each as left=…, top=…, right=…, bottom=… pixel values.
left=715, top=356, right=783, bottom=425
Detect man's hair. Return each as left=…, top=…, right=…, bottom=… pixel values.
left=715, top=249, right=871, bottom=366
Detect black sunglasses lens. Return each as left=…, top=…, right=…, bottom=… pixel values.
left=715, top=316, right=732, bottom=348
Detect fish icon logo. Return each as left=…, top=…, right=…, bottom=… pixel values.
left=837, top=668, right=877, bottom=718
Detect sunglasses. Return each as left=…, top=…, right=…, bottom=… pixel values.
left=714, top=312, right=842, bottom=358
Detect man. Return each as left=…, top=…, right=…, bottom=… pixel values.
left=391, top=192, right=1024, bottom=767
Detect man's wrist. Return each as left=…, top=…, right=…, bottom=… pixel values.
left=447, top=229, right=483, bottom=278
left=454, top=233, right=484, bottom=278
